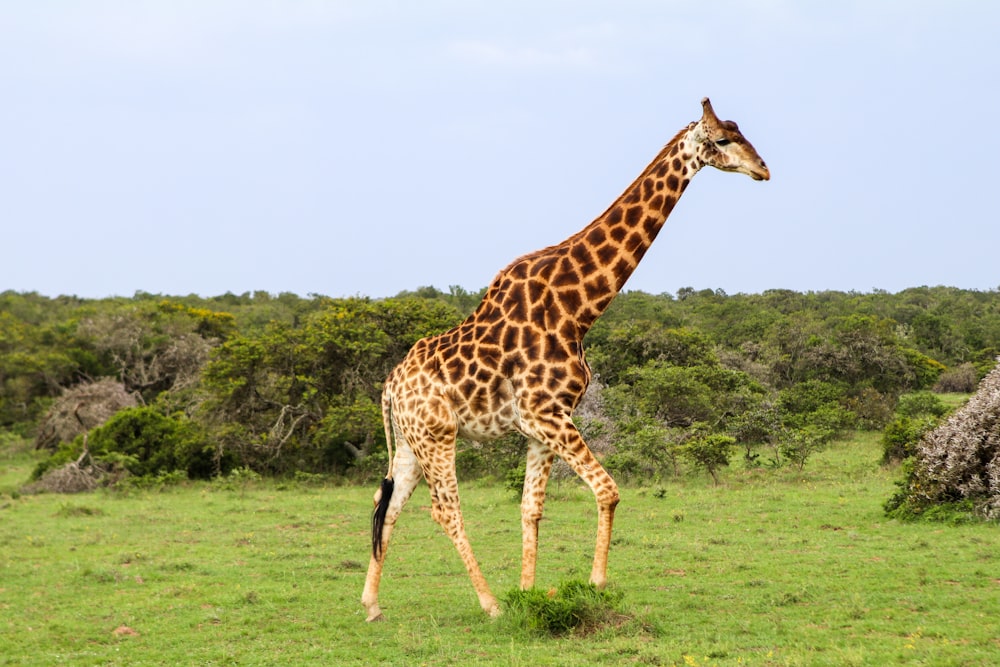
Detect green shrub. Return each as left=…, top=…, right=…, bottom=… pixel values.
left=88, top=407, right=221, bottom=478
left=780, top=426, right=832, bottom=471
left=843, top=387, right=894, bottom=430
left=881, top=415, right=937, bottom=463
left=728, top=402, right=782, bottom=462
left=500, top=580, right=626, bottom=636
left=504, top=468, right=526, bottom=496
left=784, top=402, right=856, bottom=435
left=778, top=380, right=849, bottom=416
left=603, top=423, right=681, bottom=483
left=896, top=391, right=949, bottom=418
left=880, top=392, right=949, bottom=463
left=33, top=406, right=226, bottom=482
left=683, top=434, right=736, bottom=485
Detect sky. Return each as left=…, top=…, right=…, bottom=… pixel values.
left=2, top=1, right=999, bottom=300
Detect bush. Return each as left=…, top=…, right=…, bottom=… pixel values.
left=780, top=426, right=832, bottom=471
left=886, top=360, right=1000, bottom=520
left=778, top=380, right=848, bottom=417
left=785, top=402, right=856, bottom=435
left=880, top=391, right=949, bottom=463
left=603, top=423, right=681, bottom=483
left=933, top=363, right=979, bottom=393
left=843, top=387, right=894, bottom=430
left=605, top=363, right=716, bottom=428
left=89, top=407, right=221, bottom=478
left=896, top=391, right=949, bottom=418
left=728, top=401, right=782, bottom=467
left=499, top=580, right=626, bottom=636
left=33, top=406, right=226, bottom=483
left=881, top=415, right=938, bottom=463
left=683, top=433, right=736, bottom=485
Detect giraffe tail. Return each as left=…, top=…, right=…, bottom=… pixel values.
left=372, top=477, right=394, bottom=559
left=372, top=391, right=396, bottom=559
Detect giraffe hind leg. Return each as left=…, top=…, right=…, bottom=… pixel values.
left=361, top=442, right=421, bottom=622
left=424, top=447, right=500, bottom=617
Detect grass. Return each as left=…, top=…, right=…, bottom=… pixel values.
left=1, top=433, right=999, bottom=665
left=499, top=580, right=628, bottom=636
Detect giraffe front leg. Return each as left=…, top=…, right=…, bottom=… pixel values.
left=589, top=479, right=620, bottom=589
left=520, top=439, right=555, bottom=590
left=524, top=416, right=620, bottom=590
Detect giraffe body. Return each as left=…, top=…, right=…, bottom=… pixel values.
left=362, top=98, right=769, bottom=621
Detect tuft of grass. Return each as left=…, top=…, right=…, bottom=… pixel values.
left=499, top=580, right=628, bottom=636
left=54, top=502, right=105, bottom=517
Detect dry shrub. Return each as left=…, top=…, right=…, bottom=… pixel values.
left=76, top=312, right=213, bottom=394
left=933, top=362, right=979, bottom=393
left=21, top=451, right=108, bottom=494
left=901, top=358, right=1000, bottom=519
left=34, top=378, right=138, bottom=451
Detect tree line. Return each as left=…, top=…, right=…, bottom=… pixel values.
left=2, top=285, right=997, bottom=487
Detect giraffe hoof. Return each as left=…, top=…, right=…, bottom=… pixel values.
left=365, top=612, right=385, bottom=623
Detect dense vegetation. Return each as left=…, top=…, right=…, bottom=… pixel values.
left=2, top=285, right=998, bottom=495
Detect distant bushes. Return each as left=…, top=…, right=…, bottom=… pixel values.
left=5, top=287, right=1000, bottom=489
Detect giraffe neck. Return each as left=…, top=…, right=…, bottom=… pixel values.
left=559, top=123, right=704, bottom=333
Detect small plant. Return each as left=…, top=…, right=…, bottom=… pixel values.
left=500, top=580, right=627, bottom=636
left=729, top=402, right=783, bottom=468
left=504, top=468, right=526, bottom=496
left=55, top=503, right=105, bottom=517
left=214, top=466, right=263, bottom=492
left=780, top=427, right=832, bottom=471
left=683, top=434, right=736, bottom=485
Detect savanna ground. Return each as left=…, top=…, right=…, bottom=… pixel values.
left=1, top=433, right=998, bottom=666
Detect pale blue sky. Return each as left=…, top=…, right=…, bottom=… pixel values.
left=2, top=1, right=998, bottom=299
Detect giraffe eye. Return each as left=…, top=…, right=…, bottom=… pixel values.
left=715, top=138, right=731, bottom=146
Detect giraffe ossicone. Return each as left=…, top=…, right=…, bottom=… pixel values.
left=361, top=98, right=769, bottom=622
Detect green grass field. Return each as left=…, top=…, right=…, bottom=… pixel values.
left=1, top=434, right=998, bottom=666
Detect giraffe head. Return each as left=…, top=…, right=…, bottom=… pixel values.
left=690, top=97, right=770, bottom=181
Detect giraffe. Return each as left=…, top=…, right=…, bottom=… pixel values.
left=361, top=97, right=769, bottom=621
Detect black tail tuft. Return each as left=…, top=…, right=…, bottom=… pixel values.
left=371, top=477, right=394, bottom=559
